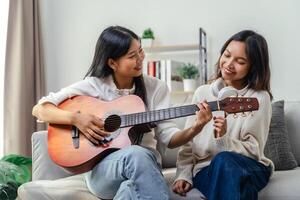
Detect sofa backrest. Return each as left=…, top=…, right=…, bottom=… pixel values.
left=161, top=101, right=300, bottom=168
left=285, top=101, right=300, bottom=165
left=32, top=131, right=74, bottom=180
left=162, top=118, right=185, bottom=168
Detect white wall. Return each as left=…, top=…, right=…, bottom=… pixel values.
left=40, top=0, right=300, bottom=101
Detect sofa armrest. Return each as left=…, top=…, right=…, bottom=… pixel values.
left=32, top=131, right=73, bottom=180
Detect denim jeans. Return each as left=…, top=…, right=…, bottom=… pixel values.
left=85, top=145, right=169, bottom=200
left=193, top=151, right=271, bottom=200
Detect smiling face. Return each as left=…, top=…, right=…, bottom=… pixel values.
left=109, top=39, right=144, bottom=79
left=107, top=38, right=145, bottom=89
left=219, top=40, right=250, bottom=89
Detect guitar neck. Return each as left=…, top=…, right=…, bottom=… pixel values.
left=120, top=101, right=219, bottom=128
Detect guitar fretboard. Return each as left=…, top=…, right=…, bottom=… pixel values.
left=120, top=101, right=218, bottom=127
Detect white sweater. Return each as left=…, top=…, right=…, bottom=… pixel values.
left=175, top=78, right=274, bottom=185
left=38, top=75, right=180, bottom=164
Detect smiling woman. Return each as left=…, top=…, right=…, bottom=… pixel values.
left=0, top=0, right=9, bottom=158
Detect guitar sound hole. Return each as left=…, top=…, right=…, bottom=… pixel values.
left=104, top=114, right=121, bottom=132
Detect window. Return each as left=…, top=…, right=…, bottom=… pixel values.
left=0, top=0, right=9, bottom=157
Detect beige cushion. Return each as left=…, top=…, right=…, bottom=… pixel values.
left=259, top=167, right=300, bottom=200
left=18, top=174, right=100, bottom=200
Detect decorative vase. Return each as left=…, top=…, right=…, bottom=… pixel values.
left=183, top=79, right=196, bottom=92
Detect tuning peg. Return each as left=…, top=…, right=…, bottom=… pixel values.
left=233, top=113, right=238, bottom=118
left=250, top=111, right=254, bottom=116
left=241, top=112, right=247, bottom=117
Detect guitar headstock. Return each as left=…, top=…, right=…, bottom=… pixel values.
left=219, top=97, right=259, bottom=114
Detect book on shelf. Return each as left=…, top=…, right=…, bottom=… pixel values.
left=155, top=61, right=161, bottom=79
left=147, top=61, right=156, bottom=77
left=143, top=59, right=184, bottom=92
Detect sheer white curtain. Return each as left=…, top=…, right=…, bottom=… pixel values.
left=0, top=0, right=9, bottom=157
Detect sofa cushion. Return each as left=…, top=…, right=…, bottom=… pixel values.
left=18, top=174, right=100, bottom=200
left=259, top=167, right=300, bottom=200
left=161, top=117, right=186, bottom=168
left=18, top=169, right=205, bottom=200
left=163, top=168, right=206, bottom=200
left=170, top=188, right=206, bottom=200
left=264, top=100, right=298, bottom=170
left=32, top=131, right=73, bottom=181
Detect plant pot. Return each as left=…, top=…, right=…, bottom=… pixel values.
left=183, top=79, right=197, bottom=92
left=141, top=38, right=153, bottom=48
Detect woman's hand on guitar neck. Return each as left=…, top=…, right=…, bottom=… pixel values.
left=168, top=101, right=213, bottom=148
left=72, top=112, right=110, bottom=145
left=192, top=101, right=213, bottom=135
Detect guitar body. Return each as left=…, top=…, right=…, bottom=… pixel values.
left=47, top=94, right=259, bottom=174
left=48, top=95, right=146, bottom=174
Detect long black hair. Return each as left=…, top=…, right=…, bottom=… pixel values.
left=215, top=30, right=272, bottom=100
left=85, top=26, right=148, bottom=106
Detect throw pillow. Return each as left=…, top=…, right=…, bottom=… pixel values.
left=264, top=100, right=298, bottom=170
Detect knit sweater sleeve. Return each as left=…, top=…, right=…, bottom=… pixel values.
left=38, top=77, right=99, bottom=106
left=214, top=91, right=272, bottom=161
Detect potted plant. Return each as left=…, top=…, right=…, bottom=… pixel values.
left=177, top=63, right=199, bottom=91
left=141, top=28, right=155, bottom=47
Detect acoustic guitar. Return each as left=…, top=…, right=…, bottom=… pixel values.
left=48, top=95, right=259, bottom=173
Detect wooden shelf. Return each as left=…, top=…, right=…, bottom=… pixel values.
left=144, top=44, right=198, bottom=53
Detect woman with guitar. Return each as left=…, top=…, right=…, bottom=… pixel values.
left=32, top=26, right=213, bottom=200
left=173, top=30, right=274, bottom=200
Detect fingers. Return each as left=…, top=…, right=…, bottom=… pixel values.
left=89, top=125, right=105, bottom=140
left=172, top=181, right=191, bottom=196
left=177, top=181, right=185, bottom=195
left=213, top=122, right=224, bottom=130
left=183, top=182, right=191, bottom=192
left=213, top=116, right=225, bottom=122
left=213, top=116, right=227, bottom=138
left=213, top=116, right=226, bottom=127
left=90, top=124, right=110, bottom=137
left=89, top=116, right=110, bottom=137
left=201, top=101, right=211, bottom=113
left=173, top=183, right=185, bottom=196
left=92, top=117, right=104, bottom=128
left=85, top=129, right=110, bottom=147
left=197, top=102, right=209, bottom=111
left=74, top=113, right=113, bottom=146
left=85, top=129, right=102, bottom=145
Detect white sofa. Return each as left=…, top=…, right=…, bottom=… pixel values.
left=18, top=101, right=300, bottom=200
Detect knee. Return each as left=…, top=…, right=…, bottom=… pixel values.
left=211, top=151, right=240, bottom=170
left=121, top=145, right=158, bottom=174
left=212, top=151, right=236, bottom=161
left=123, top=145, right=156, bottom=163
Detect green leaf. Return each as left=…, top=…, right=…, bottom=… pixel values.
left=142, top=28, right=155, bottom=39
left=177, top=63, right=199, bottom=79
left=0, top=155, right=32, bottom=199
left=0, top=182, right=18, bottom=200
left=1, top=154, right=32, bottom=166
